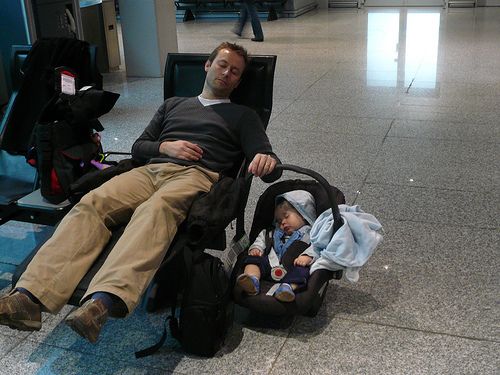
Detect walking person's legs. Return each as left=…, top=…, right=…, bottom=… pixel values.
left=248, top=1, right=264, bottom=41
left=233, top=2, right=249, bottom=36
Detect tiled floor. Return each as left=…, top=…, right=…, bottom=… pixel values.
left=1, top=6, right=499, bottom=375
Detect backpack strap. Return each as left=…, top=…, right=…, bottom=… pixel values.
left=134, top=315, right=173, bottom=358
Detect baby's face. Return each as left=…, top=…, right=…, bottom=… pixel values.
left=275, top=206, right=306, bottom=235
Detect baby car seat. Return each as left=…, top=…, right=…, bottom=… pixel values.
left=232, top=164, right=345, bottom=317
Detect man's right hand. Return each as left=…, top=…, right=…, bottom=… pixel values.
left=159, top=140, right=203, bottom=161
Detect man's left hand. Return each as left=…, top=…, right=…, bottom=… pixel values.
left=248, top=153, right=277, bottom=177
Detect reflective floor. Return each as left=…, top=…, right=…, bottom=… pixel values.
left=1, top=6, right=499, bottom=375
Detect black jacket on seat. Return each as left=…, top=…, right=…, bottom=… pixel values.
left=2, top=38, right=102, bottom=155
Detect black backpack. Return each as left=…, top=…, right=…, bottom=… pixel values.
left=136, top=248, right=233, bottom=358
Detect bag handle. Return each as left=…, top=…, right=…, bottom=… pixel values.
left=272, top=164, right=343, bottom=234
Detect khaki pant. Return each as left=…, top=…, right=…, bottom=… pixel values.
left=17, top=163, right=218, bottom=314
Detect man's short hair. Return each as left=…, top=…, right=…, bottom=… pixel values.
left=208, top=42, right=249, bottom=69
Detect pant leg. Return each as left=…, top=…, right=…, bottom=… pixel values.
left=83, top=164, right=218, bottom=314
left=236, top=3, right=249, bottom=35
left=248, top=2, right=264, bottom=40
left=16, top=165, right=159, bottom=313
left=281, top=265, right=310, bottom=288
left=243, top=254, right=271, bottom=279
left=279, top=245, right=310, bottom=287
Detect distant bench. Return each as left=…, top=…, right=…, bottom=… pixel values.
left=175, top=0, right=287, bottom=22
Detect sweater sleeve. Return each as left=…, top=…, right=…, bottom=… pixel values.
left=248, top=229, right=266, bottom=254
left=238, top=108, right=282, bottom=182
left=238, top=109, right=273, bottom=160
left=131, top=102, right=166, bottom=162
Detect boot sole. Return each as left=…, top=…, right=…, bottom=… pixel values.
left=274, top=291, right=295, bottom=302
left=65, top=315, right=98, bottom=344
left=0, top=316, right=41, bottom=331
left=237, top=275, right=258, bottom=295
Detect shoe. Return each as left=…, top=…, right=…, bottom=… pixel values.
left=0, top=291, right=42, bottom=331
left=251, top=38, right=264, bottom=42
left=65, top=298, right=108, bottom=344
left=232, top=27, right=242, bottom=37
left=236, top=274, right=260, bottom=295
left=274, top=283, right=295, bottom=302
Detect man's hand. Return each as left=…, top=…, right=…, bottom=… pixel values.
left=294, top=255, right=313, bottom=267
left=248, top=248, right=263, bottom=256
left=248, top=153, right=277, bottom=177
left=159, top=140, right=203, bottom=161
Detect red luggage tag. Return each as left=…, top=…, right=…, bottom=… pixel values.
left=60, top=70, right=76, bottom=95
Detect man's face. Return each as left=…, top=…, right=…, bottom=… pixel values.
left=204, top=48, right=245, bottom=98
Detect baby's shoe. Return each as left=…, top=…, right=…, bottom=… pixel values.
left=274, top=283, right=295, bottom=302
left=236, top=274, right=260, bottom=295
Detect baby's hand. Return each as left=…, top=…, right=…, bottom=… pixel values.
left=294, top=255, right=313, bottom=266
left=248, top=248, right=263, bottom=256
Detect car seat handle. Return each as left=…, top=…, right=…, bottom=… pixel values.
left=274, top=164, right=343, bottom=233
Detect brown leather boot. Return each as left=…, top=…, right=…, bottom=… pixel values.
left=0, top=291, right=42, bottom=331
left=65, top=298, right=108, bottom=344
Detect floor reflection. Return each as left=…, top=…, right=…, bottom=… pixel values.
left=367, top=9, right=441, bottom=90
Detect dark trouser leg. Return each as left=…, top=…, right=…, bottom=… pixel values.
left=247, top=2, right=264, bottom=40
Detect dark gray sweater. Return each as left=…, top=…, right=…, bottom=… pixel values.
left=132, top=97, right=275, bottom=175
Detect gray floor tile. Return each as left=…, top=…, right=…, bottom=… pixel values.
left=367, top=137, right=499, bottom=191
left=284, top=98, right=397, bottom=119
left=267, top=128, right=383, bottom=194
left=269, top=318, right=499, bottom=375
left=0, top=339, right=171, bottom=375
left=269, top=99, right=295, bottom=121
left=355, top=183, right=499, bottom=229
left=0, top=333, right=24, bottom=356
left=270, top=112, right=393, bottom=137
left=438, top=82, right=500, bottom=99
left=319, top=220, right=499, bottom=341
left=394, top=105, right=499, bottom=124
left=151, top=323, right=289, bottom=375
left=388, top=119, right=500, bottom=142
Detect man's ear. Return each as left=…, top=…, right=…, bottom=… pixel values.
left=204, top=60, right=211, bottom=72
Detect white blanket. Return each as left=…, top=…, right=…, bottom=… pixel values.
left=310, top=205, right=383, bottom=282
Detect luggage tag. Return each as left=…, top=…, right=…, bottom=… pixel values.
left=268, top=248, right=287, bottom=281
left=60, top=70, right=76, bottom=95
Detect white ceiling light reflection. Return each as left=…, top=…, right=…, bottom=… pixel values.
left=367, top=10, right=441, bottom=90
left=405, top=12, right=440, bottom=89
left=367, top=11, right=400, bottom=87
